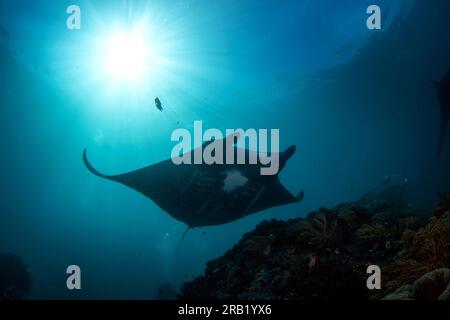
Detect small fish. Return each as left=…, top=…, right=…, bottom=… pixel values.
left=264, top=244, right=271, bottom=256
left=155, top=97, right=163, bottom=112
left=385, top=241, right=392, bottom=250
left=286, top=248, right=295, bottom=255
left=308, top=255, right=317, bottom=269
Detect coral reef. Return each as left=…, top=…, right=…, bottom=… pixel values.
left=381, top=213, right=450, bottom=295
left=433, top=193, right=450, bottom=218
left=0, top=253, right=32, bottom=300
left=383, top=268, right=450, bottom=300
left=179, top=198, right=450, bottom=300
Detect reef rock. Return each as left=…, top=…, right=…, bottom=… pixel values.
left=178, top=195, right=450, bottom=300
left=179, top=202, right=430, bottom=300
left=433, top=193, right=450, bottom=219
left=0, top=253, right=32, bottom=300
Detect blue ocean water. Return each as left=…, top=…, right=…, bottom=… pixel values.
left=0, top=0, right=449, bottom=299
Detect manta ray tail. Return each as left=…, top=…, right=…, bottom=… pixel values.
left=83, top=149, right=116, bottom=180
left=176, top=227, right=191, bottom=256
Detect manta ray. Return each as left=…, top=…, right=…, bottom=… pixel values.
left=432, top=69, right=450, bottom=159
left=83, top=136, right=304, bottom=228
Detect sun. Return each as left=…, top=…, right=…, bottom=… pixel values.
left=78, top=11, right=189, bottom=100
left=103, top=30, right=153, bottom=82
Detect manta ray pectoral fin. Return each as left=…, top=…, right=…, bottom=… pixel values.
left=279, top=145, right=296, bottom=170
left=296, top=190, right=305, bottom=202
left=282, top=145, right=296, bottom=161
left=83, top=149, right=116, bottom=180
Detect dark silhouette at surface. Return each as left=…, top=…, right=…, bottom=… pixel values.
left=433, top=70, right=450, bottom=158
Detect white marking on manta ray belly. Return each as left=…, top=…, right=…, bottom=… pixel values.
left=222, top=170, right=248, bottom=192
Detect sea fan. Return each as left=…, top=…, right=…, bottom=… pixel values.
left=382, top=216, right=450, bottom=295
left=294, top=212, right=343, bottom=251
left=355, top=223, right=388, bottom=250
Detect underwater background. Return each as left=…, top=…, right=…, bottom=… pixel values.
left=0, top=0, right=449, bottom=299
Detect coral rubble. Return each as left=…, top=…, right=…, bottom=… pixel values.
left=179, top=199, right=450, bottom=300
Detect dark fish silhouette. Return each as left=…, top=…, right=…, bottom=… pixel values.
left=155, top=97, right=163, bottom=112
left=83, top=136, right=303, bottom=227
left=432, top=70, right=450, bottom=159
left=358, top=174, right=408, bottom=206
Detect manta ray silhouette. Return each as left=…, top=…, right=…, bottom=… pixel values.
left=433, top=69, right=450, bottom=159
left=83, top=136, right=304, bottom=228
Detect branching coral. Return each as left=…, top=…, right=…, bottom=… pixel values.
left=294, top=211, right=343, bottom=251
left=401, top=217, right=450, bottom=268
left=383, top=268, right=450, bottom=300
left=382, top=259, right=429, bottom=294
left=355, top=224, right=388, bottom=250
left=397, top=215, right=426, bottom=230
left=241, top=236, right=273, bottom=258
left=382, top=217, right=450, bottom=296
